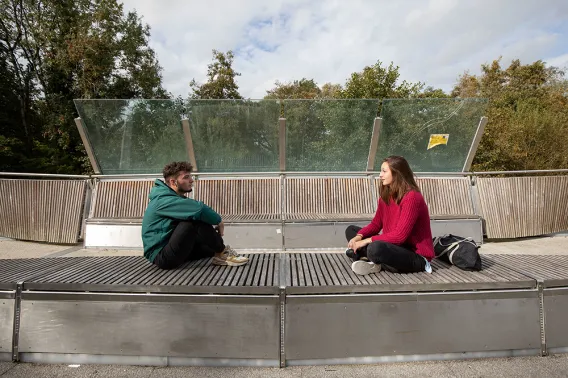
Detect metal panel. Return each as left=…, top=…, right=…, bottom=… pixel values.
left=375, top=177, right=475, bottom=216
left=477, top=176, right=568, bottom=238
left=84, top=223, right=143, bottom=249
left=430, top=218, right=483, bottom=242
left=194, top=178, right=281, bottom=222
left=284, top=222, right=368, bottom=249
left=222, top=224, right=283, bottom=249
left=284, top=253, right=535, bottom=294
left=91, top=180, right=155, bottom=218
left=19, top=294, right=279, bottom=359
left=84, top=223, right=283, bottom=249
left=0, top=295, right=14, bottom=355
left=0, top=179, right=87, bottom=243
left=24, top=255, right=280, bottom=295
left=284, top=177, right=374, bottom=220
left=543, top=288, right=568, bottom=349
left=285, top=290, right=541, bottom=360
left=284, top=219, right=482, bottom=249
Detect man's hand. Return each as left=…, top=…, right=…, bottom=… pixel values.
left=348, top=235, right=362, bottom=250
left=215, top=221, right=225, bottom=237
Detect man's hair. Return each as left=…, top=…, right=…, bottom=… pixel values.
left=162, top=161, right=193, bottom=181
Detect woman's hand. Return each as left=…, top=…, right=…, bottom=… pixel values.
left=348, top=235, right=362, bottom=249
left=353, top=238, right=372, bottom=252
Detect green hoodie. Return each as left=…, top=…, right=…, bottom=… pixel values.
left=142, top=179, right=222, bottom=262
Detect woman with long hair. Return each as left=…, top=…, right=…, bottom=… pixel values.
left=345, top=156, right=434, bottom=275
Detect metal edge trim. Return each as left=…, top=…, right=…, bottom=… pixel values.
left=286, top=349, right=541, bottom=366
left=286, top=288, right=539, bottom=303
left=22, top=283, right=280, bottom=295
left=19, top=353, right=279, bottom=367
left=549, top=347, right=568, bottom=354
left=285, top=281, right=537, bottom=296
left=20, top=291, right=279, bottom=303
left=0, top=353, right=12, bottom=362
left=543, top=287, right=568, bottom=295
left=0, top=291, right=15, bottom=299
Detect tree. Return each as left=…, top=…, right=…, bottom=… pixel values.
left=320, top=83, right=343, bottom=99
left=189, top=50, right=242, bottom=99
left=264, top=78, right=321, bottom=99
left=0, top=0, right=167, bottom=173
left=341, top=60, right=424, bottom=99
left=419, top=86, right=450, bottom=98
left=452, top=58, right=568, bottom=171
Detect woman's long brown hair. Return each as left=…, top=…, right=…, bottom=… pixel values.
left=379, top=156, right=420, bottom=204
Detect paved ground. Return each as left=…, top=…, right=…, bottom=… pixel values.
left=2, top=354, right=568, bottom=377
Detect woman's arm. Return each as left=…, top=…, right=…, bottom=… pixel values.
left=372, top=192, right=422, bottom=245
left=357, top=201, right=383, bottom=238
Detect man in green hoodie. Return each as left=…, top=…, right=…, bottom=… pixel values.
left=142, top=161, right=249, bottom=269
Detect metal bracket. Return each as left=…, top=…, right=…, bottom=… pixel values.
left=12, top=282, right=23, bottom=362
left=279, top=173, right=286, bottom=251
left=278, top=254, right=288, bottom=368
left=537, top=280, right=547, bottom=356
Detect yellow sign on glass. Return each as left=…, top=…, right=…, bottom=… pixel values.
left=427, top=134, right=449, bottom=150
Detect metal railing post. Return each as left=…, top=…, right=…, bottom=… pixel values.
left=366, top=117, right=382, bottom=171
left=181, top=118, right=198, bottom=171
left=463, top=116, right=488, bottom=172
left=74, top=117, right=101, bottom=174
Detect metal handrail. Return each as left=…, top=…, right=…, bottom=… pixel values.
left=1, top=169, right=568, bottom=180
left=0, top=172, right=89, bottom=179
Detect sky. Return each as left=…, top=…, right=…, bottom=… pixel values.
left=121, top=0, right=568, bottom=99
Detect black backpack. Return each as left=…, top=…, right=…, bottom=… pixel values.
left=433, top=234, right=482, bottom=271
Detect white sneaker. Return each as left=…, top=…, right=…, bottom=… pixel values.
left=212, top=245, right=249, bottom=266
left=351, top=260, right=381, bottom=275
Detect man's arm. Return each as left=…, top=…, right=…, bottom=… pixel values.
left=155, top=196, right=222, bottom=225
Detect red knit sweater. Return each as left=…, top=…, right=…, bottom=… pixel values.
left=358, top=190, right=435, bottom=261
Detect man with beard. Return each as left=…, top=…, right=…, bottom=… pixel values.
left=142, top=161, right=249, bottom=269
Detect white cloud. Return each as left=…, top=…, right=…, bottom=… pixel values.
left=121, top=0, right=568, bottom=98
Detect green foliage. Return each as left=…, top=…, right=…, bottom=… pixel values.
left=189, top=50, right=243, bottom=99
left=265, top=79, right=322, bottom=99
left=74, top=98, right=186, bottom=174
left=2, top=0, right=566, bottom=174
left=0, top=0, right=167, bottom=174
left=453, top=58, right=568, bottom=171
left=187, top=99, right=280, bottom=172
left=376, top=98, right=487, bottom=172
left=341, top=61, right=424, bottom=99
left=284, top=99, right=379, bottom=171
